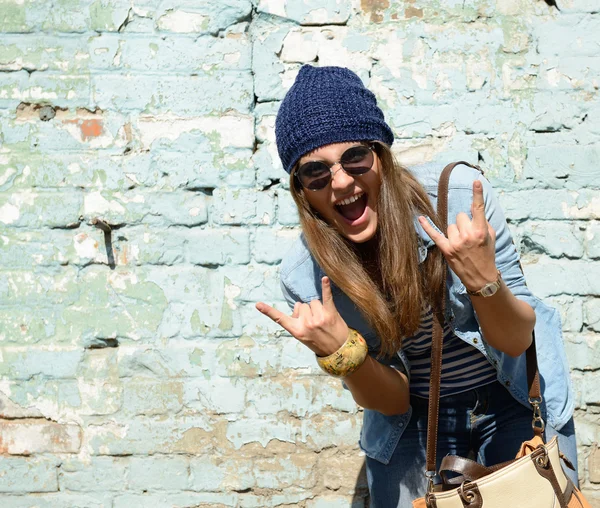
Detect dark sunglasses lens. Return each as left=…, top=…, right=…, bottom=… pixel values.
left=297, top=162, right=331, bottom=190
left=341, top=145, right=373, bottom=175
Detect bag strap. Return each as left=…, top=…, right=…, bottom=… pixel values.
left=439, top=455, right=514, bottom=484
left=425, top=161, right=543, bottom=478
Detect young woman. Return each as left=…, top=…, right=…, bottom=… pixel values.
left=255, top=65, right=577, bottom=506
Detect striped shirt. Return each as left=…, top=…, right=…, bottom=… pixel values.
left=404, top=307, right=497, bottom=398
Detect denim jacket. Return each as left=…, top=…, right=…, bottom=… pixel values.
left=279, top=162, right=574, bottom=465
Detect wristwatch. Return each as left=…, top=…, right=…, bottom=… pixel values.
left=466, top=270, right=502, bottom=297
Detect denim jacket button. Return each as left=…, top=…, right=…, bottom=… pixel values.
left=473, top=338, right=478, bottom=344
left=505, top=380, right=511, bottom=387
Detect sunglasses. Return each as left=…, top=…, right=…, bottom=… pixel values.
left=294, top=144, right=376, bottom=191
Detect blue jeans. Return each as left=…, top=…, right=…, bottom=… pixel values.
left=366, top=381, right=578, bottom=507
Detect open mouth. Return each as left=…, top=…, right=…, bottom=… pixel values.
left=334, top=192, right=369, bottom=223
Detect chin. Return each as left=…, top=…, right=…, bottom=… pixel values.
left=340, top=218, right=378, bottom=243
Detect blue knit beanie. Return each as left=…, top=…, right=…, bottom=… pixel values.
left=275, top=65, right=394, bottom=175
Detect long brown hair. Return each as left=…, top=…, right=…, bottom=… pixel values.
left=290, top=142, right=445, bottom=357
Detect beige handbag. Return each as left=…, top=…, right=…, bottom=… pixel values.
left=412, top=162, right=591, bottom=508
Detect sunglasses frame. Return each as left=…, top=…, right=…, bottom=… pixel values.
left=293, top=142, right=377, bottom=191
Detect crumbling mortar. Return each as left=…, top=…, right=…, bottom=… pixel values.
left=0, top=413, right=55, bottom=422
left=116, top=8, right=135, bottom=33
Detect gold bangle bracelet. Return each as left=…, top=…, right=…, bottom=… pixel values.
left=316, top=328, right=369, bottom=378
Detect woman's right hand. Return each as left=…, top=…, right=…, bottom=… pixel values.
left=255, top=276, right=349, bottom=357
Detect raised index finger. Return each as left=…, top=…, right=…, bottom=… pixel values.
left=321, top=276, right=336, bottom=312
left=256, top=302, right=295, bottom=334
left=472, top=180, right=487, bottom=228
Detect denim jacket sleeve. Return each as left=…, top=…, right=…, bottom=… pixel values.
left=474, top=171, right=574, bottom=429
left=438, top=164, right=574, bottom=431
left=280, top=277, right=300, bottom=311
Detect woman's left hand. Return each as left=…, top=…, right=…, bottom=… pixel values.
left=418, top=180, right=498, bottom=292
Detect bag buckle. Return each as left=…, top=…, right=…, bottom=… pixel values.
left=529, top=397, right=545, bottom=433
left=425, top=470, right=436, bottom=493
left=535, top=443, right=550, bottom=468
left=458, top=482, right=476, bottom=503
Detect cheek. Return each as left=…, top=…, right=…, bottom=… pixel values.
left=304, top=192, right=333, bottom=217
left=367, top=173, right=382, bottom=202
left=365, top=159, right=382, bottom=192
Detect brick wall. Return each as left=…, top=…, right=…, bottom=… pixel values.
left=0, top=0, right=599, bottom=506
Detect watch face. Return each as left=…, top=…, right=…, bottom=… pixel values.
left=481, top=283, right=499, bottom=297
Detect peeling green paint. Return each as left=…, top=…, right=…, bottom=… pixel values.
left=90, top=0, right=119, bottom=31
left=191, top=310, right=210, bottom=334
left=59, top=270, right=168, bottom=344
left=92, top=169, right=108, bottom=185
left=0, top=3, right=28, bottom=32
left=219, top=298, right=233, bottom=331
left=189, top=347, right=204, bottom=366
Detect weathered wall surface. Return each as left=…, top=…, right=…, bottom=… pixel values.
left=0, top=0, right=598, bottom=506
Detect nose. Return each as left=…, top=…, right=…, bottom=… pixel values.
left=330, top=163, right=355, bottom=191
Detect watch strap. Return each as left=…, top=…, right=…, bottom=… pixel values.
left=466, top=270, right=502, bottom=297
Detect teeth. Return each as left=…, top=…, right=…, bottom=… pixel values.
left=336, top=192, right=363, bottom=206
